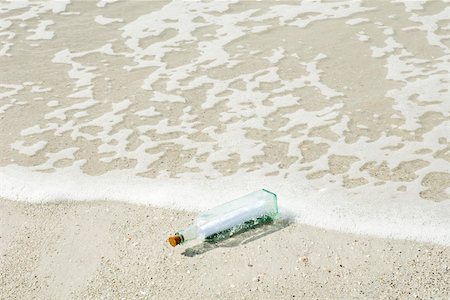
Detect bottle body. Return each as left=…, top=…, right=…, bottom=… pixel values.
left=175, top=189, right=278, bottom=244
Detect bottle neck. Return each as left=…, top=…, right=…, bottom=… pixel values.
left=178, top=224, right=200, bottom=242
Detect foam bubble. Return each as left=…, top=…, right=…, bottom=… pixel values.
left=95, top=15, right=123, bottom=25
left=10, top=140, right=48, bottom=156
left=26, top=20, right=54, bottom=40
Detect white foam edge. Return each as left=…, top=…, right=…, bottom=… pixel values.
left=1, top=163, right=449, bottom=246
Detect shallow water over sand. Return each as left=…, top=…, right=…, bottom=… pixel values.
left=0, top=0, right=449, bottom=244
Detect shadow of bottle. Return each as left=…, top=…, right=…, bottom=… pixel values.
left=181, top=217, right=292, bottom=257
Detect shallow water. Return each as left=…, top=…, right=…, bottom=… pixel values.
left=0, top=0, right=449, bottom=244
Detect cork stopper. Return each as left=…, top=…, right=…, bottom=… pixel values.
left=168, top=234, right=182, bottom=247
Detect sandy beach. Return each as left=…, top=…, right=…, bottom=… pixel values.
left=1, top=198, right=449, bottom=299
left=1, top=0, right=450, bottom=298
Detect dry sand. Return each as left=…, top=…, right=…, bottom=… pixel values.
left=1, top=198, right=449, bottom=299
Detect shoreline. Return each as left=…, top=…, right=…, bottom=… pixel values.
left=1, top=198, right=449, bottom=299
left=2, top=165, right=449, bottom=247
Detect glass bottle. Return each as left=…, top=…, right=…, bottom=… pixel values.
left=168, top=189, right=278, bottom=247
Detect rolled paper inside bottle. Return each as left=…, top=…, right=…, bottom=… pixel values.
left=196, top=189, right=278, bottom=239
left=197, top=201, right=267, bottom=237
